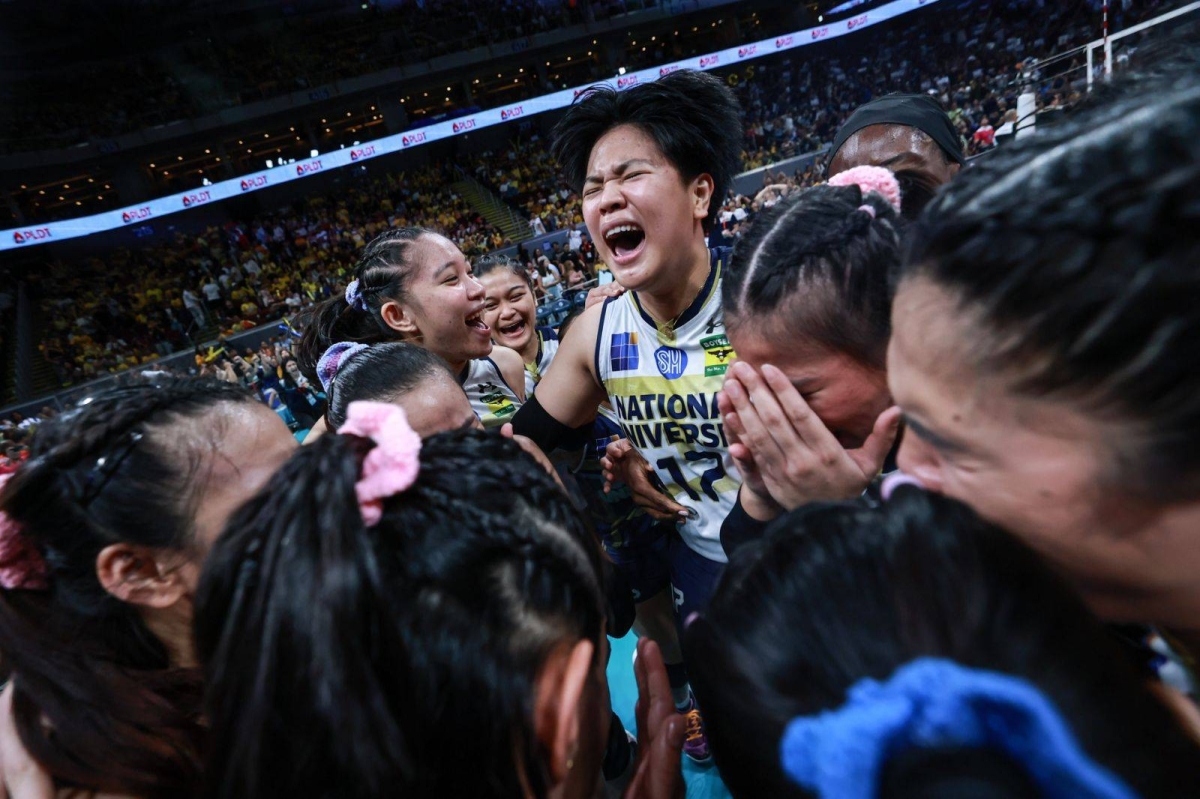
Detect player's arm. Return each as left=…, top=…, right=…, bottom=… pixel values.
left=489, top=345, right=528, bottom=403
left=509, top=302, right=608, bottom=450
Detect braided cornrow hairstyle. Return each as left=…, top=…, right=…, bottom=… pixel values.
left=324, top=341, right=455, bottom=429
left=0, top=375, right=256, bottom=797
left=294, top=227, right=433, bottom=382
left=723, top=184, right=904, bottom=369
left=196, top=427, right=605, bottom=799
left=902, top=76, right=1200, bottom=501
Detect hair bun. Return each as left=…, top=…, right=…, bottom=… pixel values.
left=829, top=166, right=903, bottom=214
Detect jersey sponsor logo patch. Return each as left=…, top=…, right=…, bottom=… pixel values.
left=701, top=334, right=735, bottom=377
left=478, top=382, right=517, bottom=420
left=654, top=346, right=688, bottom=380
left=610, top=332, right=640, bottom=372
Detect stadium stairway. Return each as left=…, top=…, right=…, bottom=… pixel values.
left=452, top=178, right=532, bottom=244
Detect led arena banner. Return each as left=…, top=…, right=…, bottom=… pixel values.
left=2, top=0, right=940, bottom=252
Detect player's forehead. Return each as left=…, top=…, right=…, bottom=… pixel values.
left=585, top=124, right=671, bottom=181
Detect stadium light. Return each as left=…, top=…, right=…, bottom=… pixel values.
left=618, top=67, right=627, bottom=75
left=310, top=149, right=319, bottom=158
left=266, top=160, right=274, bottom=168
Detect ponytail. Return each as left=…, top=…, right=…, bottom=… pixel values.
left=198, top=426, right=604, bottom=799
left=0, top=376, right=255, bottom=797
left=724, top=179, right=903, bottom=369
left=295, top=227, right=432, bottom=383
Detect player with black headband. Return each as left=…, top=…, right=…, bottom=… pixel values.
left=510, top=69, right=744, bottom=763
left=826, top=93, right=966, bottom=219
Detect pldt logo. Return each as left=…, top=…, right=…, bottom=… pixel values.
left=11, top=227, right=50, bottom=244
left=617, top=75, right=639, bottom=89
left=401, top=132, right=426, bottom=147
left=500, top=105, right=524, bottom=121
left=240, top=175, right=268, bottom=191
left=812, top=26, right=829, bottom=40
left=296, top=159, right=323, bottom=176
left=121, top=206, right=152, bottom=224
left=349, top=145, right=376, bottom=161
left=574, top=87, right=593, bottom=100
left=737, top=45, right=757, bottom=58
left=659, top=65, right=679, bottom=77
left=699, top=55, right=720, bottom=68
left=181, top=190, right=211, bottom=207
left=847, top=14, right=869, bottom=30
left=775, top=35, right=794, bottom=49
left=453, top=118, right=476, bottom=133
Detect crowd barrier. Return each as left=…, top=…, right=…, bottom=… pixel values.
left=1, top=0, right=943, bottom=253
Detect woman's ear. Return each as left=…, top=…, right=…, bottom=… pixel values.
left=533, top=639, right=596, bottom=785
left=380, top=300, right=420, bottom=337
left=691, top=173, right=716, bottom=223
left=96, top=543, right=190, bottom=609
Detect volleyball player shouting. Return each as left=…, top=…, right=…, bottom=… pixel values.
left=512, top=69, right=743, bottom=646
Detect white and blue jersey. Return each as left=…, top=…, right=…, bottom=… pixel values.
left=523, top=327, right=560, bottom=398
left=460, top=358, right=522, bottom=428
left=594, top=248, right=740, bottom=563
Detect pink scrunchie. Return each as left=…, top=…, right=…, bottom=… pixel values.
left=0, top=473, right=48, bottom=591
left=338, top=401, right=422, bottom=527
left=828, top=165, right=903, bottom=215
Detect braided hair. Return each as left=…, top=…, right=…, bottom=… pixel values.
left=0, top=376, right=257, bottom=797
left=196, top=428, right=605, bottom=799
left=684, top=490, right=1200, bottom=798
left=294, top=227, right=433, bottom=382
left=723, top=184, right=904, bottom=369
left=324, top=341, right=455, bottom=429
left=902, top=76, right=1200, bottom=501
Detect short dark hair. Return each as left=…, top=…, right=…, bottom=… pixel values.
left=551, top=70, right=742, bottom=232
left=474, top=252, right=532, bottom=291
left=684, top=489, right=1200, bottom=797
left=324, top=341, right=456, bottom=429
left=724, top=184, right=903, bottom=368
left=902, top=77, right=1200, bottom=501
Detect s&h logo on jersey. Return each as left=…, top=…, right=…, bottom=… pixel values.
left=453, top=118, right=476, bottom=133
left=617, top=75, right=640, bottom=90
left=610, top=332, right=640, bottom=372
left=699, top=55, right=720, bottom=68
left=701, top=334, right=736, bottom=377
left=401, top=132, right=427, bottom=147
left=654, top=346, right=687, bottom=380
left=775, top=35, right=794, bottom=49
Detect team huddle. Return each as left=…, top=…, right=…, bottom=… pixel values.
left=2, top=61, right=1200, bottom=798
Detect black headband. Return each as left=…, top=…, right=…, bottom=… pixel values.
left=829, top=94, right=966, bottom=168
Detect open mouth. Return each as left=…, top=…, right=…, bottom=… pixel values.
left=466, top=310, right=490, bottom=334
left=604, top=223, right=647, bottom=264
left=498, top=318, right=528, bottom=338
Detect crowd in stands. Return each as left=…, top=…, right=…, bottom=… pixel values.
left=30, top=165, right=507, bottom=387
left=0, top=45, right=1197, bottom=799
left=5, top=0, right=1178, bottom=395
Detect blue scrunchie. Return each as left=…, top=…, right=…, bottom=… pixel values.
left=345, top=279, right=368, bottom=311
left=316, top=341, right=369, bottom=392
left=781, top=658, right=1138, bottom=799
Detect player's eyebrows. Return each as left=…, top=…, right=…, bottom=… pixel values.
left=584, top=159, right=656, bottom=185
